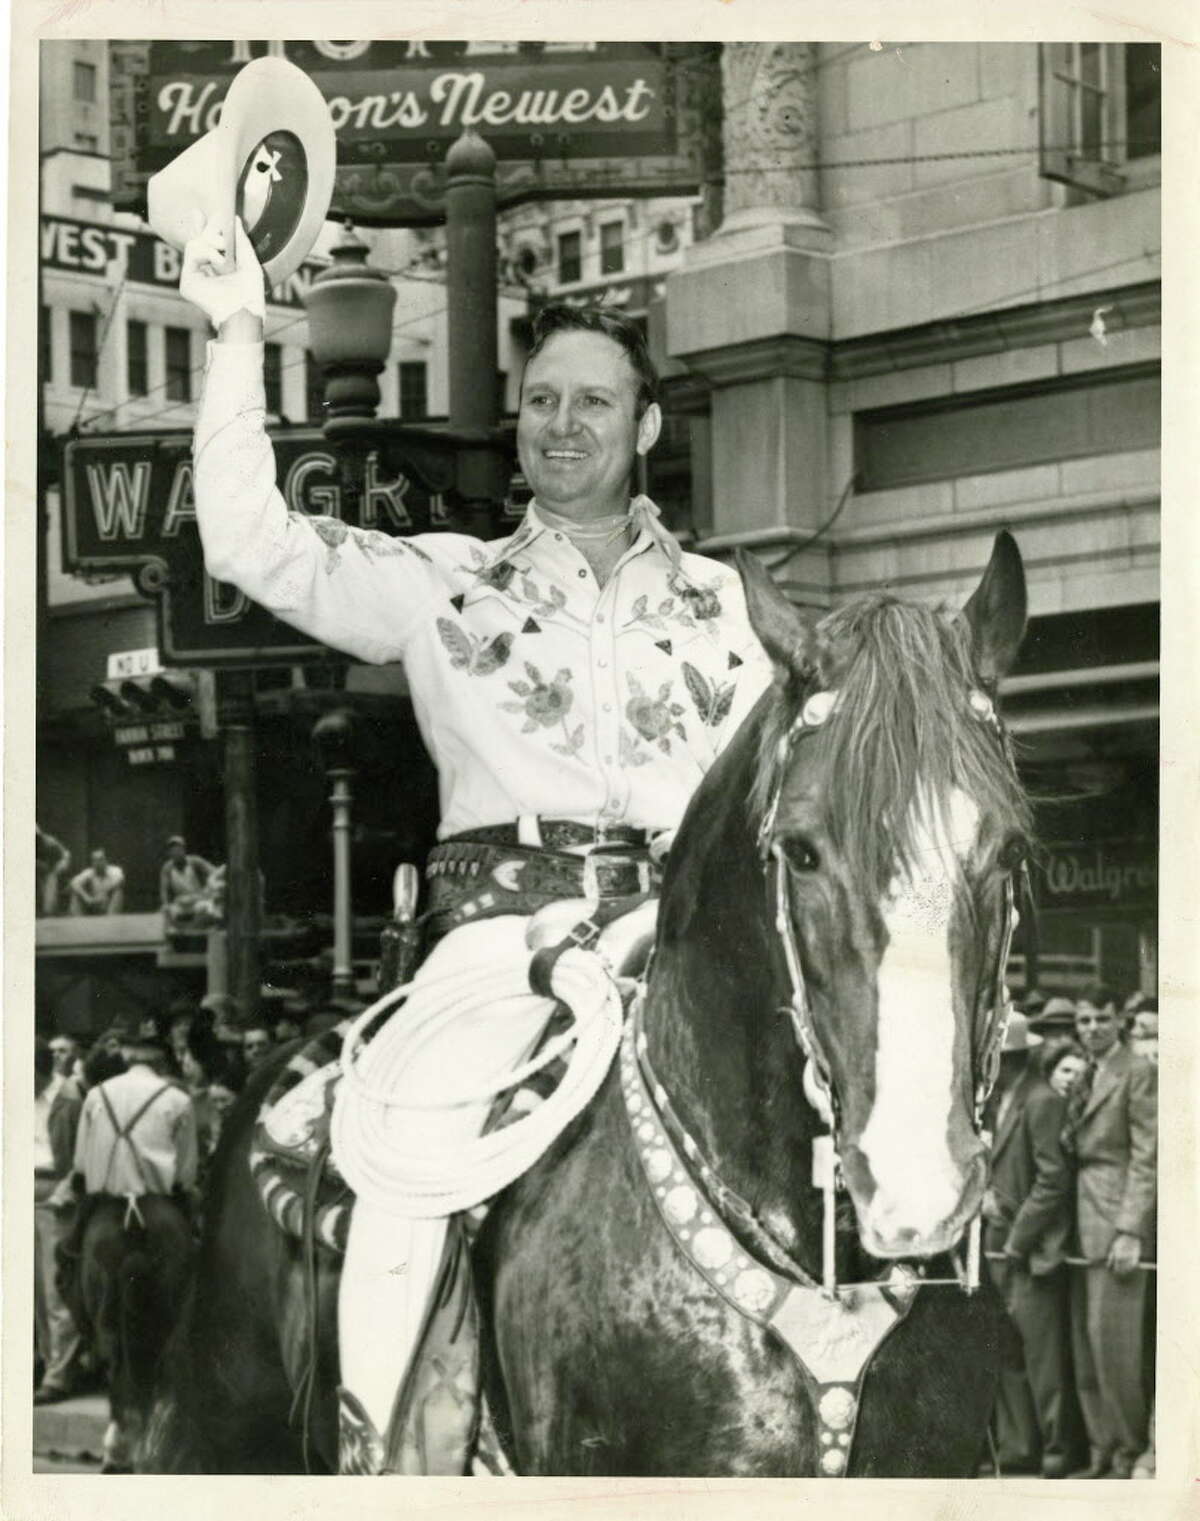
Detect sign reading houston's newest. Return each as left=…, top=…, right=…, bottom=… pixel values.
left=63, top=430, right=464, bottom=664
left=109, top=41, right=718, bottom=224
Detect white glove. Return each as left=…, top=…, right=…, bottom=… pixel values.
left=180, top=215, right=266, bottom=328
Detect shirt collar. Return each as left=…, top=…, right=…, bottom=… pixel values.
left=480, top=495, right=681, bottom=573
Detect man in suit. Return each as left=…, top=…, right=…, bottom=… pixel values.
left=982, top=1013, right=1075, bottom=1477
left=1069, top=992, right=1157, bottom=1478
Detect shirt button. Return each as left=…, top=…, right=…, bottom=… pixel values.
left=603, top=703, right=613, bottom=713
left=578, top=569, right=587, bottom=579
left=554, top=533, right=563, bottom=541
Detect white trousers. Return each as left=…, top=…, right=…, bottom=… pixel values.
left=336, top=915, right=556, bottom=1441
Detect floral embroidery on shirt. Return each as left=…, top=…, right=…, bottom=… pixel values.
left=669, top=571, right=723, bottom=624
left=500, top=663, right=584, bottom=756
left=619, top=728, right=652, bottom=769
left=625, top=674, right=687, bottom=755
left=682, top=661, right=737, bottom=728
left=518, top=573, right=569, bottom=620
left=436, top=618, right=514, bottom=675
left=476, top=559, right=518, bottom=592
left=353, top=527, right=434, bottom=565
left=303, top=514, right=351, bottom=571
left=621, top=593, right=691, bottom=634
left=300, top=514, right=433, bottom=574
left=622, top=575, right=724, bottom=638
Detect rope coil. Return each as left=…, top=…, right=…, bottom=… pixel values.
left=330, top=943, right=625, bottom=1217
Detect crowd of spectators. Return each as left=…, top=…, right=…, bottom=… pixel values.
left=35, top=973, right=1157, bottom=1477
left=31, top=993, right=323, bottom=1411
left=35, top=825, right=227, bottom=925
left=982, top=985, right=1158, bottom=1480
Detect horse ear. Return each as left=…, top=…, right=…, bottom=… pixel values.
left=962, top=531, right=1027, bottom=685
left=735, top=548, right=818, bottom=677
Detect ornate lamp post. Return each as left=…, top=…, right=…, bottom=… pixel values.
left=304, top=220, right=397, bottom=425
left=312, top=707, right=357, bottom=997
left=301, top=131, right=512, bottom=533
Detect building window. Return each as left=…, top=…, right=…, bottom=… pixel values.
left=165, top=326, right=192, bottom=403
left=73, top=60, right=97, bottom=102
left=1039, top=42, right=1160, bottom=195
left=398, top=360, right=428, bottom=420
left=855, top=365, right=1160, bottom=492
left=68, top=309, right=98, bottom=389
left=1124, top=45, right=1161, bottom=161
left=306, top=352, right=325, bottom=420
left=600, top=220, right=624, bottom=276
left=264, top=342, right=283, bottom=414
left=40, top=307, right=52, bottom=382
left=73, top=132, right=99, bottom=154
left=127, top=319, right=148, bottom=397
left=557, top=230, right=582, bottom=285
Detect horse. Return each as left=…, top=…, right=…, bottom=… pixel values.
left=60, top=1192, right=195, bottom=1471
left=142, top=531, right=1030, bottom=1476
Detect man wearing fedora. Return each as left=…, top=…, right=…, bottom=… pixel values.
left=980, top=1011, right=1076, bottom=1478
left=177, top=185, right=771, bottom=1468
left=1067, top=990, right=1157, bottom=1478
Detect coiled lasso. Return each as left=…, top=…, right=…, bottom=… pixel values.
left=329, top=943, right=624, bottom=1217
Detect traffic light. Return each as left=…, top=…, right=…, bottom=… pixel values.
left=119, top=680, right=160, bottom=714
left=89, top=682, right=132, bottom=717
left=90, top=671, right=200, bottom=721
left=149, top=674, right=196, bottom=711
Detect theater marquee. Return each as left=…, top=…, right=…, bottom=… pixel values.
left=107, top=40, right=720, bottom=225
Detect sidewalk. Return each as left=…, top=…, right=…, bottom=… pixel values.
left=32, top=1391, right=108, bottom=1466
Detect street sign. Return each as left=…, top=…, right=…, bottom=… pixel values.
left=63, top=428, right=462, bottom=665
left=106, top=647, right=162, bottom=680
left=114, top=720, right=186, bottom=745
left=40, top=215, right=323, bottom=309
left=109, top=41, right=720, bottom=225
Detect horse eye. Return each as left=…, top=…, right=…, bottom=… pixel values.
left=781, top=835, right=821, bottom=873
left=997, top=835, right=1027, bottom=872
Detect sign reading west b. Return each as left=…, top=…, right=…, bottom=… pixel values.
left=63, top=431, right=447, bottom=665
left=110, top=41, right=717, bottom=224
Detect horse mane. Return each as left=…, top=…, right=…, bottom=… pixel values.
left=751, top=594, right=1031, bottom=894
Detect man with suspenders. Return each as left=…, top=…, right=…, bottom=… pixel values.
left=72, top=1030, right=199, bottom=1204
left=68, top=1029, right=199, bottom=1470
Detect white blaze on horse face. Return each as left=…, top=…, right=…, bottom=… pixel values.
left=858, top=785, right=980, bottom=1252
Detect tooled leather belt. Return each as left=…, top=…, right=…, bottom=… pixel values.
left=425, top=833, right=659, bottom=939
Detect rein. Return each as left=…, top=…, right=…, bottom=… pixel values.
left=619, top=674, right=1027, bottom=1474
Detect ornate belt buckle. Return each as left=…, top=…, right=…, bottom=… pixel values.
left=583, top=851, right=651, bottom=900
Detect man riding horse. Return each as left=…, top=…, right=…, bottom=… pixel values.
left=181, top=220, right=774, bottom=1473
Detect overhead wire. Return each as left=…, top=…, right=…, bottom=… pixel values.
left=59, top=32, right=1160, bottom=434
left=79, top=301, right=450, bottom=434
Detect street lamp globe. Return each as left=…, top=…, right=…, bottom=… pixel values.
left=303, top=221, right=397, bottom=422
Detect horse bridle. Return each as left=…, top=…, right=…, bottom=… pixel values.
left=754, top=679, right=1026, bottom=1292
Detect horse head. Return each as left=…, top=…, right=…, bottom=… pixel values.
left=737, top=533, right=1030, bottom=1263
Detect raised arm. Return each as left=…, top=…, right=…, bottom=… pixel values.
left=183, top=220, right=449, bottom=665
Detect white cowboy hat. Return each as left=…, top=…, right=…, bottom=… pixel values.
left=147, top=56, right=336, bottom=286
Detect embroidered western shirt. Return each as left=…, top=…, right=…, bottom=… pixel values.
left=195, top=342, right=773, bottom=839
left=73, top=1065, right=199, bottom=1196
